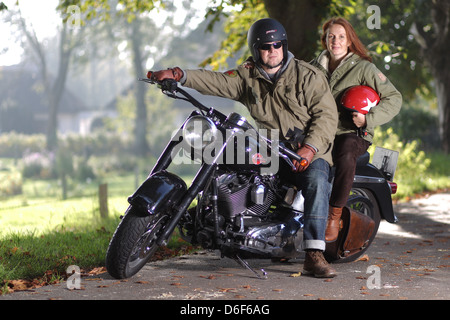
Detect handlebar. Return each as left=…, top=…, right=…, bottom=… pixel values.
left=141, top=73, right=211, bottom=114
left=144, top=71, right=308, bottom=170
left=279, top=144, right=309, bottom=167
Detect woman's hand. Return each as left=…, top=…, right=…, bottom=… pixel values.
left=352, top=112, right=367, bottom=128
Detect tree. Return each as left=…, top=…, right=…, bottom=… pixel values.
left=55, top=0, right=449, bottom=153
left=201, top=0, right=352, bottom=67
left=57, top=0, right=199, bottom=156
left=411, top=0, right=450, bottom=153
left=7, top=4, right=85, bottom=150
left=203, top=0, right=449, bottom=153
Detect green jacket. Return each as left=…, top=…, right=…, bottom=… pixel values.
left=182, top=55, right=338, bottom=165
left=310, top=51, right=402, bottom=143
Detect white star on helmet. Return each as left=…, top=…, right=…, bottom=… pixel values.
left=361, top=98, right=378, bottom=112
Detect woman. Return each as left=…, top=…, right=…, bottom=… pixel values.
left=310, top=17, right=402, bottom=241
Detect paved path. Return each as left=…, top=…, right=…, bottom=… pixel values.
left=2, top=193, right=449, bottom=303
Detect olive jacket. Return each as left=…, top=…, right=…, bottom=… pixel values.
left=181, top=54, right=338, bottom=165
left=310, top=50, right=402, bottom=143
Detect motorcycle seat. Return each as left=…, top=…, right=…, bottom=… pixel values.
left=356, top=152, right=370, bottom=166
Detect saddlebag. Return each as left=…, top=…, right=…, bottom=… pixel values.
left=325, top=206, right=375, bottom=260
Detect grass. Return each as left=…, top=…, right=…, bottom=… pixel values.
left=0, top=172, right=195, bottom=294
left=392, top=151, right=450, bottom=200
left=0, top=151, right=449, bottom=294
left=0, top=219, right=119, bottom=293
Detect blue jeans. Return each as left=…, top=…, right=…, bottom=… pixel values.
left=280, top=158, right=331, bottom=251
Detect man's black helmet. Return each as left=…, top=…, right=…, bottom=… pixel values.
left=247, top=18, right=288, bottom=64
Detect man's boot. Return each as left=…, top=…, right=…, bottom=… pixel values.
left=325, top=206, right=343, bottom=241
left=302, top=250, right=337, bottom=278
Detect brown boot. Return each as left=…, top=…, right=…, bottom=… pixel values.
left=325, top=206, right=343, bottom=242
left=302, top=250, right=337, bottom=278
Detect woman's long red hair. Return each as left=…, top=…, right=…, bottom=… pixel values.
left=321, top=17, right=372, bottom=62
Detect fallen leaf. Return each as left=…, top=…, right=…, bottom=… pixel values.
left=355, top=254, right=369, bottom=262
left=88, top=267, right=107, bottom=275
left=218, top=288, right=236, bottom=293
left=8, top=280, right=30, bottom=291
left=200, top=274, right=217, bottom=280
left=171, top=282, right=182, bottom=286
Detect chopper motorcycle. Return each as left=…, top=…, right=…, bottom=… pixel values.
left=105, top=77, right=398, bottom=280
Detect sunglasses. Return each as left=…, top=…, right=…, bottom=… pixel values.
left=259, top=41, right=283, bottom=51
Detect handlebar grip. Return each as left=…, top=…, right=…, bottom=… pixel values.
left=279, top=144, right=309, bottom=168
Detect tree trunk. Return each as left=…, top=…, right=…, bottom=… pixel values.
left=431, top=59, right=450, bottom=154
left=46, top=24, right=74, bottom=151
left=264, top=0, right=331, bottom=60
left=413, top=0, right=450, bottom=153
left=130, top=18, right=149, bottom=156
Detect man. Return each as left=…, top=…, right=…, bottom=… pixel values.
left=150, top=18, right=338, bottom=278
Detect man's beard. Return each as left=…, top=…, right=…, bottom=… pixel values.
left=260, top=59, right=283, bottom=69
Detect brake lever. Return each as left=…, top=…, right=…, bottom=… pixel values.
left=139, top=76, right=178, bottom=94
left=280, top=153, right=297, bottom=171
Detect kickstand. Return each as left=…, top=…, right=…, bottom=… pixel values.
left=233, top=254, right=268, bottom=279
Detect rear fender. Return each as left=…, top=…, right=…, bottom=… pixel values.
left=128, top=171, right=187, bottom=216
left=354, top=163, right=397, bottom=223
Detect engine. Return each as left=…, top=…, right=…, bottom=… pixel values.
left=216, top=173, right=276, bottom=220
left=190, top=172, right=304, bottom=260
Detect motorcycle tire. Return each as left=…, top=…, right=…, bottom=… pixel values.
left=326, top=191, right=381, bottom=263
left=105, top=205, right=169, bottom=279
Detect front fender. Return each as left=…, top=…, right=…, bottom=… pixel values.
left=128, top=171, right=187, bottom=216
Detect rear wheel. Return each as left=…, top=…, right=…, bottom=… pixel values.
left=327, top=189, right=381, bottom=263
left=105, top=206, right=170, bottom=279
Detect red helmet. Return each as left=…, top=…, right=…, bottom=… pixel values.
left=340, top=85, right=380, bottom=115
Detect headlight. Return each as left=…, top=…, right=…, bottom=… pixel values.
left=182, top=116, right=218, bottom=149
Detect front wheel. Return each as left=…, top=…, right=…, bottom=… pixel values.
left=105, top=206, right=170, bottom=279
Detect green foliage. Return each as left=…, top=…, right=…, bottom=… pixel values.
left=369, top=127, right=432, bottom=198
left=381, top=96, right=440, bottom=150
left=201, top=0, right=267, bottom=69
left=0, top=161, right=22, bottom=197
left=0, top=133, right=46, bottom=158
left=345, top=0, right=433, bottom=101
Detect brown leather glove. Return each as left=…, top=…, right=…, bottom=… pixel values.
left=147, top=67, right=184, bottom=82
left=292, top=144, right=316, bottom=172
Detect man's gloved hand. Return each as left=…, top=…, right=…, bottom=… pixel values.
left=292, top=144, right=316, bottom=172
left=147, top=67, right=183, bottom=82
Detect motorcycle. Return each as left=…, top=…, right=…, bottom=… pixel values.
left=105, top=76, right=398, bottom=280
